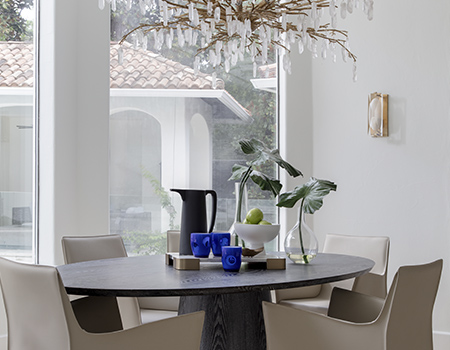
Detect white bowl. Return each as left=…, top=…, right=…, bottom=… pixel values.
left=234, top=223, right=280, bottom=250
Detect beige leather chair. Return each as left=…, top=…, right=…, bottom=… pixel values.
left=62, top=234, right=179, bottom=328
left=138, top=230, right=180, bottom=323
left=62, top=234, right=142, bottom=330
left=273, top=233, right=390, bottom=314
left=0, top=257, right=204, bottom=350
left=264, top=259, right=442, bottom=350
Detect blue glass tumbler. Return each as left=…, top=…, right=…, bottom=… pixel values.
left=190, top=233, right=211, bottom=258
left=211, top=232, right=231, bottom=256
left=221, top=246, right=242, bottom=272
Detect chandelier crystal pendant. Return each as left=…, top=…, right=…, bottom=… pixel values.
left=103, top=0, right=374, bottom=83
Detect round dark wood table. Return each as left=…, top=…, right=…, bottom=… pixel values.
left=58, top=253, right=374, bottom=350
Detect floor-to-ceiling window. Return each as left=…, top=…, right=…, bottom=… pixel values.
left=0, top=0, right=36, bottom=262
left=109, top=3, right=278, bottom=255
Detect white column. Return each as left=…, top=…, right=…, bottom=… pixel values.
left=39, top=0, right=110, bottom=265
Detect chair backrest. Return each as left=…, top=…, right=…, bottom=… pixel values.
left=381, top=259, right=442, bottom=350
left=61, top=234, right=128, bottom=263
left=139, top=230, right=180, bottom=311
left=323, top=233, right=390, bottom=297
left=167, top=230, right=180, bottom=253
left=274, top=233, right=390, bottom=303
left=61, top=234, right=141, bottom=329
left=0, top=257, right=73, bottom=350
left=323, top=234, right=389, bottom=275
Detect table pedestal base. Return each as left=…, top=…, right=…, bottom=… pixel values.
left=179, top=290, right=271, bottom=350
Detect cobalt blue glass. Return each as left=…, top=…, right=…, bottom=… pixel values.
left=221, top=246, right=242, bottom=272
left=190, top=233, right=211, bottom=258
left=211, top=232, right=231, bottom=256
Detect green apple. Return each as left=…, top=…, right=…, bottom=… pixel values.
left=245, top=208, right=264, bottom=224
left=258, top=220, right=272, bottom=225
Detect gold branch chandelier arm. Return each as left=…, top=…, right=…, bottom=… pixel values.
left=111, top=0, right=374, bottom=82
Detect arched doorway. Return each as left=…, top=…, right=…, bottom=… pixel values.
left=189, top=114, right=211, bottom=189
left=109, top=109, right=163, bottom=242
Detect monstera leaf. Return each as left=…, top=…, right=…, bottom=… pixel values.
left=238, top=139, right=303, bottom=178
left=229, top=165, right=282, bottom=197
left=249, top=170, right=283, bottom=197
left=229, top=164, right=249, bottom=182
left=277, top=178, right=337, bottom=214
left=229, top=139, right=302, bottom=196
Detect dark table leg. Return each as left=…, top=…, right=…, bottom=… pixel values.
left=179, top=290, right=271, bottom=350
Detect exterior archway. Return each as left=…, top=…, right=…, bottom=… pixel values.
left=189, top=113, right=211, bottom=189
left=109, top=109, right=163, bottom=236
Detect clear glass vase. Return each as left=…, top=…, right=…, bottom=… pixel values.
left=284, top=212, right=318, bottom=264
left=229, top=182, right=248, bottom=246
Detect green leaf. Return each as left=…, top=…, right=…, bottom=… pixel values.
left=277, top=178, right=337, bottom=214
left=238, top=139, right=260, bottom=155
left=238, top=138, right=302, bottom=178
left=228, top=164, right=251, bottom=181
left=250, top=170, right=283, bottom=196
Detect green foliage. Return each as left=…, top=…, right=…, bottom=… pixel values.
left=229, top=138, right=302, bottom=196
left=277, top=178, right=337, bottom=214
left=123, top=230, right=166, bottom=255
left=238, top=138, right=303, bottom=177
left=229, top=138, right=302, bottom=222
left=141, top=165, right=177, bottom=230
left=122, top=167, right=177, bottom=256
left=230, top=164, right=282, bottom=197
left=0, top=0, right=33, bottom=41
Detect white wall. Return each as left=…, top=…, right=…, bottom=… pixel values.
left=283, top=0, right=450, bottom=345
left=279, top=52, right=314, bottom=242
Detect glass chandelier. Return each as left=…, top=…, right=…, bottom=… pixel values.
left=101, top=0, right=374, bottom=83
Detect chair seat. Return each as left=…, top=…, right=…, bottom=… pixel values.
left=279, top=296, right=329, bottom=315
left=138, top=296, right=179, bottom=311
left=140, top=309, right=178, bottom=324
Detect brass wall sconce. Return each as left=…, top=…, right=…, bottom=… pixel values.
left=368, top=92, right=388, bottom=137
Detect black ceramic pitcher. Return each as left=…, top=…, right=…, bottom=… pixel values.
left=171, top=189, right=217, bottom=255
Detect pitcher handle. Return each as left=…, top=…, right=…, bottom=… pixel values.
left=206, top=190, right=217, bottom=233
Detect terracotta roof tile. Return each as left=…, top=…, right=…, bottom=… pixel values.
left=0, top=42, right=34, bottom=87
left=0, top=41, right=225, bottom=90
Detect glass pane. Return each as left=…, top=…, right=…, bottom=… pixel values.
left=0, top=0, right=35, bottom=262
left=109, top=4, right=278, bottom=255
